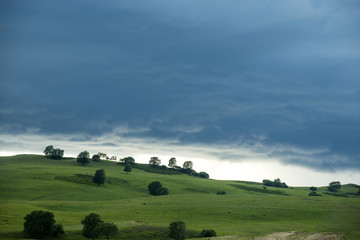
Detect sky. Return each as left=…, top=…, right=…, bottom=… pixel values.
left=0, top=0, right=359, bottom=186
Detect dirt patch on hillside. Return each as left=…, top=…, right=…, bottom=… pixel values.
left=201, top=232, right=342, bottom=240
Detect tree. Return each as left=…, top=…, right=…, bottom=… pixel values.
left=328, top=181, right=341, bottom=192
left=24, top=210, right=56, bottom=239
left=110, top=156, right=117, bottom=161
left=93, top=169, right=105, bottom=185
left=199, top=172, right=209, bottom=179
left=94, top=223, right=118, bottom=240
left=120, top=156, right=135, bottom=165
left=200, top=229, right=216, bottom=237
left=92, top=154, right=100, bottom=161
left=98, top=152, right=108, bottom=160
left=309, top=186, right=317, bottom=192
left=168, top=157, right=177, bottom=168
left=43, top=145, right=54, bottom=156
left=81, top=213, right=103, bottom=238
left=124, top=163, right=132, bottom=173
left=50, top=148, right=64, bottom=159
left=183, top=161, right=193, bottom=169
left=149, top=157, right=161, bottom=167
left=148, top=181, right=169, bottom=196
left=52, top=223, right=64, bottom=237
left=43, top=145, right=64, bottom=159
left=77, top=151, right=90, bottom=166
left=169, top=221, right=186, bottom=240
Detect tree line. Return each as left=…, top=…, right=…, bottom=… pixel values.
left=23, top=210, right=216, bottom=239
left=43, top=146, right=210, bottom=179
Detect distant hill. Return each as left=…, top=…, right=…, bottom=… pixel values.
left=0, top=154, right=359, bottom=239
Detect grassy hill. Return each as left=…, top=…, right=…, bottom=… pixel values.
left=0, top=155, right=359, bottom=239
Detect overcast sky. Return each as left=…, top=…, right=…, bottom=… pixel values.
left=1, top=0, right=359, bottom=186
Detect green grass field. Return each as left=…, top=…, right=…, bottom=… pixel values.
left=0, top=155, right=359, bottom=239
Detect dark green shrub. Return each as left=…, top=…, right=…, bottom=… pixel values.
left=93, top=169, right=105, bottom=185
left=24, top=210, right=56, bottom=239
left=94, top=223, right=118, bottom=240
left=308, top=192, right=321, bottom=196
left=200, top=229, right=216, bottom=237
left=148, top=181, right=169, bottom=196
left=124, top=163, right=132, bottom=173
left=169, top=221, right=186, bottom=240
left=199, top=172, right=209, bottom=179
left=81, top=213, right=103, bottom=238
left=52, top=223, right=64, bottom=236
left=217, top=191, right=226, bottom=195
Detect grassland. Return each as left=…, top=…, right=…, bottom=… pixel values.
left=0, top=155, right=359, bottom=239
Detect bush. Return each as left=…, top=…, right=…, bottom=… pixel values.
left=93, top=169, right=105, bottom=185
left=24, top=210, right=56, bottom=239
left=217, top=191, right=226, bottom=195
left=200, top=229, right=217, bottom=237
left=199, top=172, right=209, bottom=179
left=169, top=221, right=186, bottom=240
left=81, top=213, right=103, bottom=238
left=308, top=192, right=321, bottom=196
left=52, top=223, right=64, bottom=236
left=94, top=222, right=118, bottom=240
left=148, top=181, right=169, bottom=196
left=124, top=163, right=132, bottom=173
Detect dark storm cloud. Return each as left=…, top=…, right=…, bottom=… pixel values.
left=1, top=0, right=359, bottom=170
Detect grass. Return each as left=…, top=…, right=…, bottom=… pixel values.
left=0, top=154, right=359, bottom=239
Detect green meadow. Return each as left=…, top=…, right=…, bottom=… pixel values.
left=0, top=155, right=359, bottom=239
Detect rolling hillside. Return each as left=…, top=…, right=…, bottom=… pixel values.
left=0, top=155, right=359, bottom=239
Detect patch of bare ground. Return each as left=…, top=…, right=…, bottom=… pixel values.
left=197, top=232, right=342, bottom=240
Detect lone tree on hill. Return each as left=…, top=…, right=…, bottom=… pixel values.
left=149, top=156, right=161, bottom=167
left=24, top=210, right=57, bottom=239
left=92, top=154, right=100, bottom=161
left=77, top=151, right=90, bottom=166
left=328, top=181, right=341, bottom=192
left=309, top=186, right=317, bottom=192
left=43, top=145, right=64, bottom=159
left=93, top=169, right=105, bottom=185
left=94, top=223, right=118, bottom=240
left=169, top=221, right=186, bottom=240
left=148, top=181, right=169, bottom=196
left=120, top=156, right=135, bottom=165
left=183, top=161, right=193, bottom=169
left=124, top=163, right=132, bottom=173
left=81, top=213, right=103, bottom=238
left=168, top=157, right=177, bottom=168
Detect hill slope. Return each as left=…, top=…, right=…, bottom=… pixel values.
left=0, top=155, right=359, bottom=239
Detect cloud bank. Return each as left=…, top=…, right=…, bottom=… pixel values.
left=0, top=0, right=359, bottom=176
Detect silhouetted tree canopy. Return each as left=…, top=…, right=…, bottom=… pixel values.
left=92, top=154, right=100, bottom=161
left=120, top=156, right=135, bottom=165
left=328, top=181, right=341, bottom=192
left=149, top=157, right=161, bottom=167
left=183, top=161, right=193, bottom=169
left=168, top=157, right=177, bottom=168
left=263, top=178, right=288, bottom=188
left=43, top=145, right=64, bottom=159
left=77, top=151, right=90, bottom=166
